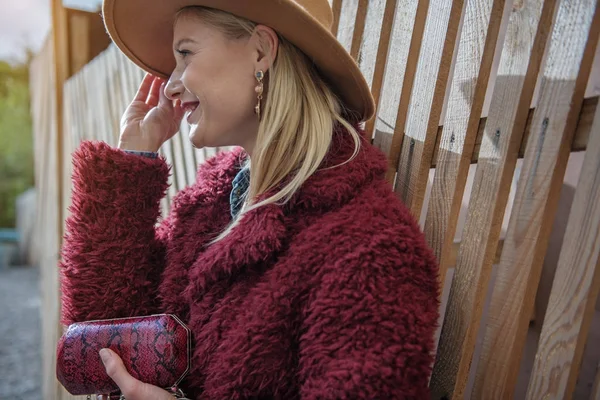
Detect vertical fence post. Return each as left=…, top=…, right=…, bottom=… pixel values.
left=51, top=0, right=69, bottom=398
left=51, top=0, right=68, bottom=243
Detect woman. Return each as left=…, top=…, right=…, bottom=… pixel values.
left=60, top=0, right=440, bottom=399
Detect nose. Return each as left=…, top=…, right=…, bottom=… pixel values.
left=165, top=73, right=185, bottom=100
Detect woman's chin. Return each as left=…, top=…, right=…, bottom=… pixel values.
left=188, top=129, right=205, bottom=149
left=188, top=121, right=208, bottom=149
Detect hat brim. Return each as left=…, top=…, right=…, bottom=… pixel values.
left=102, top=0, right=375, bottom=122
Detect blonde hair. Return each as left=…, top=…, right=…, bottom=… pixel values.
left=177, top=7, right=362, bottom=242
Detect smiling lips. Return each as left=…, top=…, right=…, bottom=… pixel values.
left=181, top=101, right=200, bottom=124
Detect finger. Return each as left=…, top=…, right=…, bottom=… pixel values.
left=158, top=81, right=172, bottom=109
left=173, top=99, right=185, bottom=122
left=147, top=77, right=163, bottom=107
left=133, top=74, right=155, bottom=102
left=100, top=348, right=141, bottom=398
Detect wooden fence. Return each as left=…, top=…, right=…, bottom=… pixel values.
left=30, top=0, right=600, bottom=398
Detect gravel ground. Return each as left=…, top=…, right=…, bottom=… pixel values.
left=0, top=266, right=42, bottom=400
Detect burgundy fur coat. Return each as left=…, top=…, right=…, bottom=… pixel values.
left=60, top=126, right=440, bottom=399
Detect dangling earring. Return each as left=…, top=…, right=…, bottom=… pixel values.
left=254, top=70, right=264, bottom=118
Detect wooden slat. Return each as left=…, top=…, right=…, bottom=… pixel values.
left=429, top=0, right=557, bottom=398
left=364, top=0, right=398, bottom=136
left=125, top=48, right=144, bottom=101
left=84, top=65, right=96, bottom=142
left=85, top=58, right=100, bottom=141
left=161, top=138, right=179, bottom=204
left=51, top=0, right=68, bottom=248
left=525, top=95, right=600, bottom=400
left=75, top=71, right=87, bottom=143
left=105, top=46, right=123, bottom=144
left=116, top=47, right=133, bottom=130
left=171, top=126, right=190, bottom=191
left=592, top=363, right=600, bottom=400
left=349, top=0, right=369, bottom=60
left=472, top=0, right=600, bottom=397
left=336, top=0, right=359, bottom=52
left=197, top=147, right=208, bottom=166
left=179, top=123, right=199, bottom=185
left=29, top=42, right=49, bottom=250
left=74, top=68, right=87, bottom=142
left=355, top=0, right=387, bottom=87
left=67, top=10, right=91, bottom=77
left=431, top=95, right=598, bottom=166
left=86, top=8, right=111, bottom=62
left=380, top=0, right=432, bottom=185
left=68, top=71, right=81, bottom=144
left=62, top=83, right=74, bottom=216
left=331, top=0, right=343, bottom=37
left=371, top=0, right=419, bottom=153
left=423, top=0, right=507, bottom=291
left=100, top=53, right=114, bottom=144
left=93, top=54, right=109, bottom=144
left=160, top=196, right=170, bottom=222
left=51, top=0, right=70, bottom=397
left=392, top=0, right=465, bottom=210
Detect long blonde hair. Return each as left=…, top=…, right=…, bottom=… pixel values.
left=177, top=7, right=362, bottom=242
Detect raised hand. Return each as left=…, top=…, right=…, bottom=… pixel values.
left=119, top=74, right=185, bottom=152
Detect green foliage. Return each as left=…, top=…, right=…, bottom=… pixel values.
left=0, top=60, right=34, bottom=228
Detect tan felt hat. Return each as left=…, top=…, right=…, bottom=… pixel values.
left=102, top=0, right=375, bottom=122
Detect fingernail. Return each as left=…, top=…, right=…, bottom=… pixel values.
left=99, top=348, right=111, bottom=364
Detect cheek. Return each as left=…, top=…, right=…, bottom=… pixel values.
left=184, top=56, right=259, bottom=140
left=208, top=72, right=257, bottom=118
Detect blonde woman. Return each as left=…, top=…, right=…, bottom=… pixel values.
left=60, top=1, right=440, bottom=399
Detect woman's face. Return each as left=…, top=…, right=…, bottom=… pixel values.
left=165, top=15, right=274, bottom=154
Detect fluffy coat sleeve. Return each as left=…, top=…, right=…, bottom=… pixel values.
left=298, top=226, right=439, bottom=399
left=59, top=141, right=171, bottom=325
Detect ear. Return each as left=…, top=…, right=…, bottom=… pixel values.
left=249, top=25, right=279, bottom=73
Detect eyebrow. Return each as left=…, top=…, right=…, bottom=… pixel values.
left=173, top=38, right=198, bottom=49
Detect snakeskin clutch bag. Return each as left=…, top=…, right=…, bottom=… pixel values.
left=56, top=314, right=191, bottom=397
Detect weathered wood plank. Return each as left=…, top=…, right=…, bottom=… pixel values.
left=381, top=0, right=432, bottom=185
left=115, top=47, right=133, bottom=133
left=392, top=0, right=466, bottom=211
left=67, top=10, right=91, bottom=77
left=336, top=0, right=359, bottom=52
left=171, top=126, right=190, bottom=191
left=371, top=0, right=419, bottom=154
left=423, top=0, right=507, bottom=293
left=350, top=0, right=369, bottom=60
left=356, top=0, right=387, bottom=88
left=430, top=0, right=556, bottom=398
left=364, top=0, right=398, bottom=136
left=430, top=95, right=598, bottom=167
left=51, top=0, right=68, bottom=244
left=331, top=0, right=343, bottom=37
left=161, top=138, right=179, bottom=204
left=51, top=0, right=71, bottom=397
left=105, top=46, right=123, bottom=144
left=179, top=123, right=199, bottom=186
left=100, top=52, right=114, bottom=144
left=472, top=0, right=600, bottom=397
left=525, top=91, right=600, bottom=400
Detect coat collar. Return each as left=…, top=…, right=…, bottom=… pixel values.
left=184, top=124, right=387, bottom=300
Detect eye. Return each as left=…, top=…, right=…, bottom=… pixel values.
left=176, top=49, right=191, bottom=57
